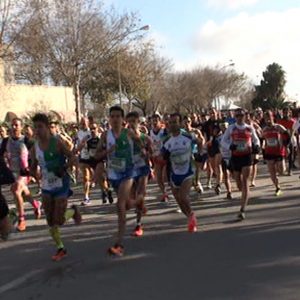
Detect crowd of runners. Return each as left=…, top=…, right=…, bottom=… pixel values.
left=0, top=105, right=299, bottom=259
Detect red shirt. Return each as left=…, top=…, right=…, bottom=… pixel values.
left=277, top=118, right=295, bottom=130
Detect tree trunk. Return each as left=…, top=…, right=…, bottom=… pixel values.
left=74, top=79, right=81, bottom=124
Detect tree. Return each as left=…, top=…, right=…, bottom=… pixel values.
left=252, top=63, right=287, bottom=110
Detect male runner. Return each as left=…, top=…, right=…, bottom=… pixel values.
left=221, top=109, right=260, bottom=221
left=77, top=117, right=91, bottom=205
left=97, top=106, right=142, bottom=256
left=3, top=118, right=41, bottom=231
left=150, top=114, right=169, bottom=202
left=182, top=116, right=205, bottom=193
left=160, top=113, right=198, bottom=232
left=31, top=113, right=81, bottom=261
left=126, top=111, right=152, bottom=237
left=262, top=111, right=289, bottom=196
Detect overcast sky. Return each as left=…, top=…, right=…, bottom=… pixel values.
left=106, top=0, right=300, bottom=101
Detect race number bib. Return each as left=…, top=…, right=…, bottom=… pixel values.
left=43, top=172, right=63, bottom=190
left=266, top=138, right=278, bottom=147
left=133, top=154, right=146, bottom=168
left=153, top=140, right=161, bottom=155
left=236, top=141, right=248, bottom=152
left=81, top=147, right=89, bottom=160
left=172, top=152, right=190, bottom=165
left=89, top=148, right=96, bottom=158
left=110, top=157, right=126, bottom=172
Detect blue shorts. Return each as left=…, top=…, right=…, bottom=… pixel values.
left=42, top=175, right=73, bottom=199
left=133, top=165, right=150, bottom=181
left=109, top=168, right=134, bottom=191
left=170, top=170, right=194, bottom=188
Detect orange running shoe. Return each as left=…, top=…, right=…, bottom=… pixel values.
left=52, top=248, right=67, bottom=262
left=17, top=218, right=26, bottom=232
left=132, top=225, right=144, bottom=237
left=107, top=244, right=124, bottom=257
left=188, top=213, right=197, bottom=233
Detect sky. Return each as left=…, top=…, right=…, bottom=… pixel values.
left=105, top=0, right=300, bottom=100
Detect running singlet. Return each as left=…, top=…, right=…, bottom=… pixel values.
left=35, top=136, right=66, bottom=191
left=231, top=126, right=252, bottom=157
left=150, top=128, right=168, bottom=157
left=263, top=127, right=285, bottom=156
left=106, top=129, right=134, bottom=180
left=77, top=129, right=91, bottom=160
left=162, top=132, right=194, bottom=175
left=133, top=133, right=148, bottom=168
left=6, top=136, right=29, bottom=175
left=87, top=136, right=100, bottom=159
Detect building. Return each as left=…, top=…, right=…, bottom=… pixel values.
left=0, top=59, right=76, bottom=122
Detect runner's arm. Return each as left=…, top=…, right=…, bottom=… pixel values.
left=29, top=146, right=38, bottom=179
left=221, top=126, right=232, bottom=151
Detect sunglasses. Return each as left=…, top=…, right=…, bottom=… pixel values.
left=90, top=127, right=97, bottom=130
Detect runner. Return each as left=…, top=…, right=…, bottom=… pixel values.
left=30, top=113, right=81, bottom=261
left=182, top=116, right=205, bottom=193
left=277, top=107, right=296, bottom=176
left=160, top=113, right=198, bottom=232
left=3, top=118, right=41, bottom=232
left=97, top=106, right=142, bottom=256
left=202, top=108, right=221, bottom=189
left=126, top=111, right=152, bottom=237
left=219, top=122, right=233, bottom=200
left=262, top=111, right=289, bottom=196
left=150, top=114, right=169, bottom=202
left=221, top=109, right=260, bottom=221
left=76, top=117, right=92, bottom=205
left=245, top=112, right=262, bottom=187
left=77, top=122, right=101, bottom=205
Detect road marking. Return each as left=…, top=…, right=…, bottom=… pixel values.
left=0, top=269, right=43, bottom=295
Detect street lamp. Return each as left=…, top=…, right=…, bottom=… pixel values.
left=118, top=25, right=150, bottom=108
left=215, top=61, right=235, bottom=109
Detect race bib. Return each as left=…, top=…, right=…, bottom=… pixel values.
left=110, top=157, right=126, bottom=172
left=266, top=138, right=278, bottom=147
left=133, top=154, right=146, bottom=168
left=81, top=147, right=89, bottom=160
left=172, top=152, right=190, bottom=165
left=42, top=172, right=63, bottom=190
left=153, top=141, right=161, bottom=155
left=236, top=141, right=248, bottom=152
left=89, top=149, right=96, bottom=158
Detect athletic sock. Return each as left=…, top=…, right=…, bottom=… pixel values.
left=64, top=208, right=75, bottom=221
left=49, top=226, right=64, bottom=249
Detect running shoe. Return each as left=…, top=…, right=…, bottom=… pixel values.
left=237, top=211, right=246, bottom=221
left=81, top=198, right=91, bottom=206
left=17, top=218, right=26, bottom=232
left=101, top=191, right=108, bottom=204
left=132, top=225, right=144, bottom=237
left=207, top=181, right=212, bottom=189
left=107, top=189, right=114, bottom=204
left=195, top=183, right=204, bottom=194
left=188, top=213, right=197, bottom=233
left=33, top=200, right=42, bottom=220
left=91, top=182, right=96, bottom=188
left=71, top=205, right=82, bottom=225
left=215, top=184, right=221, bottom=195
left=108, top=244, right=124, bottom=257
left=52, top=248, right=67, bottom=262
left=226, top=192, right=233, bottom=200
left=275, top=188, right=282, bottom=196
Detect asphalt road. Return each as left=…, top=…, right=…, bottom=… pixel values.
left=1, top=163, right=300, bottom=300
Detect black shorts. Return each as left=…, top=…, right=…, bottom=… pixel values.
left=231, top=155, right=252, bottom=172
left=194, top=153, right=208, bottom=163
left=0, top=192, right=9, bottom=221
left=221, top=158, right=232, bottom=172
left=79, top=159, right=99, bottom=170
left=263, top=154, right=284, bottom=162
